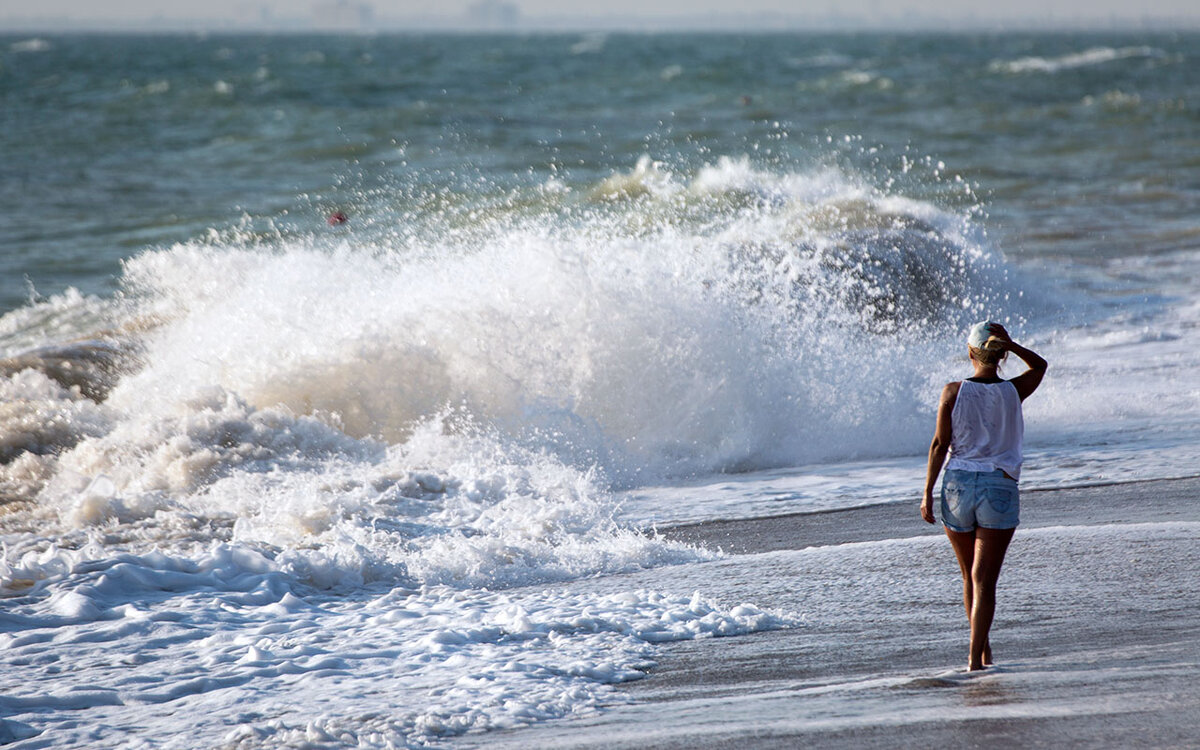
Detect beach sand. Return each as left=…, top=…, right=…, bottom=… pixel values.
left=460, top=477, right=1200, bottom=748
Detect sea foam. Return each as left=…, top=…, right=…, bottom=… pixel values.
left=989, top=46, right=1165, bottom=75
left=0, top=157, right=1033, bottom=747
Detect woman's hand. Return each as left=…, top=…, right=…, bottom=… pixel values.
left=920, top=493, right=936, bottom=524
left=987, top=322, right=1013, bottom=349
left=990, top=324, right=1049, bottom=400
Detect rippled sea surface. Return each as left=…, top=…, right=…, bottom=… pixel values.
left=4, top=32, right=1198, bottom=310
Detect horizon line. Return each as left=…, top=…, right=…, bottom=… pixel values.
left=4, top=12, right=1200, bottom=35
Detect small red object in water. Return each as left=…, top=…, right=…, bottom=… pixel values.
left=328, top=211, right=348, bottom=225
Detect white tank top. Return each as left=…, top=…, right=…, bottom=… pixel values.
left=945, top=379, right=1024, bottom=480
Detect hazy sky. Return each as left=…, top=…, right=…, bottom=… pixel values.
left=3, top=0, right=1199, bottom=28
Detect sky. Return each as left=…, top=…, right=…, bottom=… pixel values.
left=2, top=0, right=1199, bottom=31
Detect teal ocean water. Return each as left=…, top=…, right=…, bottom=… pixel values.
left=1, top=32, right=1198, bottom=747
left=3, top=33, right=1198, bottom=312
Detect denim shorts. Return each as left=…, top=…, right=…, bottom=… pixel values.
left=940, top=469, right=1020, bottom=532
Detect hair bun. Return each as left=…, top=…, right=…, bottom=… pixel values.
left=982, top=335, right=1005, bottom=351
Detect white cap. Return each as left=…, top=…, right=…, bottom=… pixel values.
left=968, top=321, right=999, bottom=349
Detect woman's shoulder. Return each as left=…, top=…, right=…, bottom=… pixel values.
left=941, top=380, right=963, bottom=403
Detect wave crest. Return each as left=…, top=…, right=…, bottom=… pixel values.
left=989, top=46, right=1164, bottom=75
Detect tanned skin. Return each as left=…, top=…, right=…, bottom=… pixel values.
left=921, top=323, right=1047, bottom=671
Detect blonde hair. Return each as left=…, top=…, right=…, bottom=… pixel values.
left=970, top=336, right=1007, bottom=367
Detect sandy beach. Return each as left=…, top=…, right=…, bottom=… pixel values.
left=460, top=477, right=1200, bottom=748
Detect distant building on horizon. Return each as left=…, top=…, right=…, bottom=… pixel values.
left=465, top=0, right=521, bottom=29
left=311, top=0, right=375, bottom=31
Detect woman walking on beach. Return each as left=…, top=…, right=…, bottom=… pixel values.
left=921, top=322, right=1047, bottom=671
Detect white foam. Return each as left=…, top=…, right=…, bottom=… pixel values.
left=7, top=162, right=1193, bottom=528
left=989, top=46, right=1164, bottom=74
left=570, top=33, right=607, bottom=55
left=77, top=158, right=1017, bottom=489
left=9, top=38, right=51, bottom=53
left=0, top=541, right=793, bottom=747
left=0, top=370, right=111, bottom=502
left=0, top=287, right=122, bottom=358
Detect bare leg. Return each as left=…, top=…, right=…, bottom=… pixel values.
left=967, top=527, right=1014, bottom=670
left=945, top=526, right=1014, bottom=669
left=945, top=528, right=987, bottom=664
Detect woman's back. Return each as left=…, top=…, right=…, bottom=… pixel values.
left=946, top=379, right=1024, bottom=480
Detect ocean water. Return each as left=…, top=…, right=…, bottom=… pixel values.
left=1, top=32, right=1198, bottom=747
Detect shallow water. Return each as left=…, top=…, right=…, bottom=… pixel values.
left=462, top=517, right=1200, bottom=748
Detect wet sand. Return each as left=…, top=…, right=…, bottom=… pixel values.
left=460, top=477, right=1200, bottom=749
left=657, top=477, right=1200, bottom=554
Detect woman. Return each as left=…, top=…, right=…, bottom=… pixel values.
left=921, top=321, right=1047, bottom=671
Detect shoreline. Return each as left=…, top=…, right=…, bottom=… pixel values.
left=461, top=476, right=1200, bottom=749
left=653, top=475, right=1200, bottom=554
